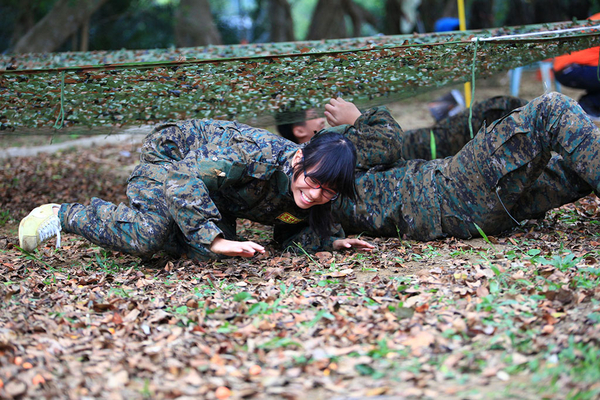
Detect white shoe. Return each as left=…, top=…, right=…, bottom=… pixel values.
left=18, top=204, right=62, bottom=252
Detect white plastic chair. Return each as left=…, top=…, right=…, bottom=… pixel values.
left=509, top=61, right=562, bottom=97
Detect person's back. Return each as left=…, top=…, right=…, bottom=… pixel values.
left=141, top=119, right=297, bottom=165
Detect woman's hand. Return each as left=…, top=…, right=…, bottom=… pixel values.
left=210, top=236, right=265, bottom=257
left=324, top=98, right=362, bottom=126
left=333, top=238, right=375, bottom=252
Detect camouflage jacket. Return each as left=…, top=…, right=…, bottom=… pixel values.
left=331, top=106, right=444, bottom=240
left=137, top=119, right=344, bottom=251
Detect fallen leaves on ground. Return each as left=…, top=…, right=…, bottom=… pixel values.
left=1, top=143, right=600, bottom=399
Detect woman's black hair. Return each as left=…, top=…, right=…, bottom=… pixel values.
left=293, top=129, right=358, bottom=237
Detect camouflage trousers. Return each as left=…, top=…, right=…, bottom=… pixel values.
left=59, top=164, right=174, bottom=257
left=437, top=92, right=600, bottom=238
left=59, top=164, right=238, bottom=261
left=336, top=92, right=600, bottom=240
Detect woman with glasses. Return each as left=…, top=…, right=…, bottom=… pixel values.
left=19, top=119, right=373, bottom=261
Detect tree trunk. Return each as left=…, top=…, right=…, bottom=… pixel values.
left=306, top=0, right=380, bottom=40
left=306, top=0, right=347, bottom=40
left=10, top=0, right=36, bottom=49
left=12, top=0, right=108, bottom=54
left=71, top=29, right=79, bottom=51
left=400, top=0, right=422, bottom=33
left=568, top=0, right=593, bottom=20
left=342, top=0, right=378, bottom=37
left=441, top=0, right=457, bottom=18
left=468, top=0, right=494, bottom=30
left=80, top=16, right=90, bottom=51
left=502, top=0, right=535, bottom=26
left=418, top=0, right=450, bottom=32
left=269, top=0, right=295, bottom=42
left=533, top=0, right=590, bottom=23
left=175, top=0, right=222, bottom=47
left=384, top=0, right=403, bottom=35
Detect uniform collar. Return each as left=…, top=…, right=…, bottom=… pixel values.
left=278, top=149, right=298, bottom=196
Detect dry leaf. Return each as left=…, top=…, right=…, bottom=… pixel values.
left=32, top=374, right=45, bottom=385
left=215, top=386, right=231, bottom=399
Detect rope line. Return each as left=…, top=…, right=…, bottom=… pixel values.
left=52, top=71, right=66, bottom=130
left=471, top=23, right=600, bottom=41
left=495, top=187, right=524, bottom=226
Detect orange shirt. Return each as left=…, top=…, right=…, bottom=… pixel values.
left=553, top=13, right=600, bottom=72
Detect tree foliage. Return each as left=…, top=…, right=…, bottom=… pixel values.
left=2, top=0, right=600, bottom=54
left=175, top=0, right=223, bottom=46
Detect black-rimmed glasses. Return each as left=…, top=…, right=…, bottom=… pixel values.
left=303, top=172, right=339, bottom=201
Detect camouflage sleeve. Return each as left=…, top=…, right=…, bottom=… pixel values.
left=349, top=106, right=404, bottom=169
left=164, top=148, right=247, bottom=246
left=274, top=222, right=345, bottom=252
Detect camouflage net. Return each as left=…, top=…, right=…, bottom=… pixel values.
left=1, top=19, right=600, bottom=134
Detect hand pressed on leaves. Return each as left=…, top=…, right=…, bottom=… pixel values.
left=210, top=236, right=265, bottom=257
left=333, top=238, right=375, bottom=252
left=324, top=98, right=362, bottom=126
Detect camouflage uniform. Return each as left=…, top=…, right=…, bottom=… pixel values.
left=59, top=120, right=346, bottom=260
left=333, top=92, right=600, bottom=240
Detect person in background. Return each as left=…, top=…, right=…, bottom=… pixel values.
left=275, top=108, right=326, bottom=144
left=553, top=13, right=600, bottom=120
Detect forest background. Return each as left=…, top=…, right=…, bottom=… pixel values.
left=2, top=0, right=600, bottom=56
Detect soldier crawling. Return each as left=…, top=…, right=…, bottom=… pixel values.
left=324, top=93, right=600, bottom=241
left=19, top=119, right=374, bottom=260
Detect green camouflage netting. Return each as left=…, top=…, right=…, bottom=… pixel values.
left=1, top=20, right=599, bottom=134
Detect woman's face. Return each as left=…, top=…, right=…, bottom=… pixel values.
left=290, top=150, right=335, bottom=209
